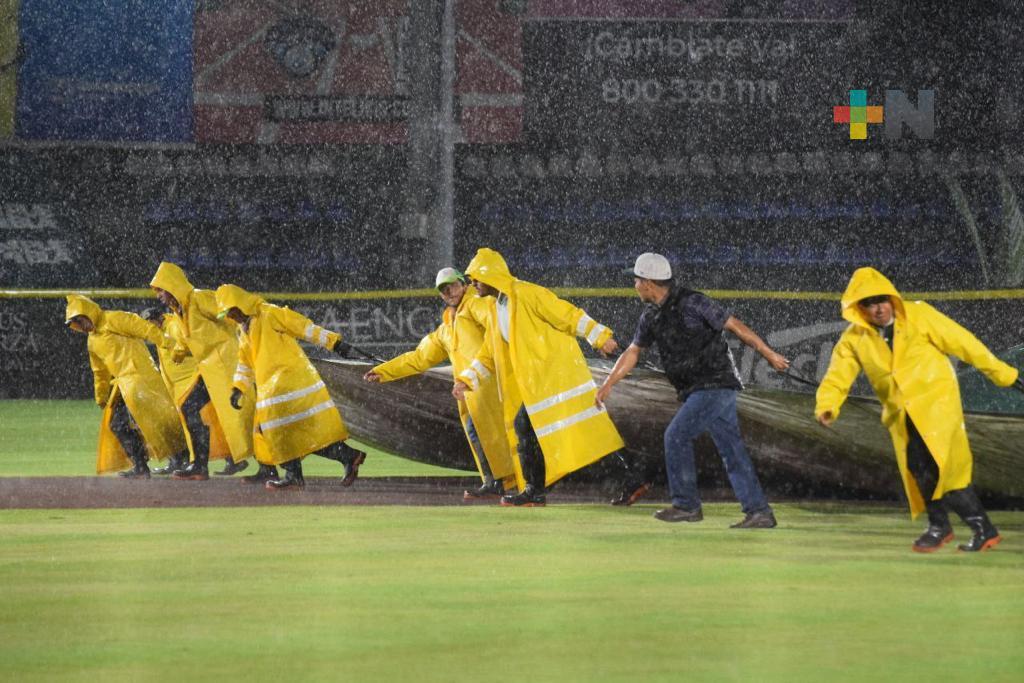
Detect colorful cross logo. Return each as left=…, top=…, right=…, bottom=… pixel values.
left=833, top=90, right=884, bottom=140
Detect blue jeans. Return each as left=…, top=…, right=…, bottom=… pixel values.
left=464, top=415, right=492, bottom=480
left=664, top=389, right=769, bottom=513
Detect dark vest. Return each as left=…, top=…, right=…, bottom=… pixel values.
left=647, top=287, right=742, bottom=400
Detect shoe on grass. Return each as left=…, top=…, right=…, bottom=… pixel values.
left=730, top=509, right=777, bottom=529
left=653, top=506, right=703, bottom=523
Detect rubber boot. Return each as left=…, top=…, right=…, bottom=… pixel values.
left=174, top=410, right=210, bottom=481
left=215, top=458, right=249, bottom=476
left=266, top=459, right=305, bottom=490
left=118, top=451, right=151, bottom=479
left=464, top=478, right=504, bottom=501
left=242, top=464, right=279, bottom=484
left=944, top=486, right=1002, bottom=552
left=152, top=451, right=187, bottom=476
left=912, top=500, right=954, bottom=553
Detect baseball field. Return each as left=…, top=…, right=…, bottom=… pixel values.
left=2, top=399, right=1023, bottom=682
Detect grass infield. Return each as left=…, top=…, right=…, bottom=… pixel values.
left=1, top=401, right=1023, bottom=681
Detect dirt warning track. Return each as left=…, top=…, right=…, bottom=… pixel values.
left=0, top=476, right=624, bottom=509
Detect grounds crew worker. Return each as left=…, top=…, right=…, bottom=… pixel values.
left=140, top=306, right=212, bottom=476
left=597, top=253, right=786, bottom=528
left=65, top=295, right=186, bottom=478
left=453, top=248, right=626, bottom=507
left=150, top=262, right=253, bottom=481
left=816, top=267, right=1023, bottom=552
left=216, top=284, right=366, bottom=489
left=365, top=267, right=516, bottom=500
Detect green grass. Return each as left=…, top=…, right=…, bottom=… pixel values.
left=0, top=399, right=471, bottom=477
left=1, top=504, right=1022, bottom=682
left=2, top=400, right=1024, bottom=681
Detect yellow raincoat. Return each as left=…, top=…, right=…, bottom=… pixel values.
left=153, top=314, right=198, bottom=403
left=459, top=248, right=625, bottom=487
left=216, top=284, right=348, bottom=466
left=815, top=268, right=1019, bottom=518
left=65, top=296, right=185, bottom=474
left=150, top=262, right=253, bottom=463
left=372, top=289, right=516, bottom=488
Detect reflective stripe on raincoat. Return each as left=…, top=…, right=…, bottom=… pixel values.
left=460, top=248, right=624, bottom=487
left=216, top=284, right=347, bottom=466
left=372, top=289, right=515, bottom=487
left=150, top=262, right=253, bottom=463
left=815, top=267, right=1019, bottom=518
left=65, top=295, right=185, bottom=474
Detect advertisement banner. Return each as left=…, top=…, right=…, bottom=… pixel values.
left=15, top=0, right=193, bottom=142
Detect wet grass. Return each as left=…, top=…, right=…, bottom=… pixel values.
left=0, top=399, right=471, bottom=477
left=1, top=504, right=1022, bottom=682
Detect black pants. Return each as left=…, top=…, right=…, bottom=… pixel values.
left=514, top=405, right=545, bottom=488
left=109, top=397, right=145, bottom=464
left=905, top=415, right=986, bottom=523
left=180, top=379, right=212, bottom=465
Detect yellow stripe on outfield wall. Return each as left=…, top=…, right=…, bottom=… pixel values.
left=4, top=288, right=1024, bottom=301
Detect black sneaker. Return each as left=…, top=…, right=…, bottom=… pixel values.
left=610, top=482, right=652, bottom=506
left=730, top=509, right=777, bottom=529
left=464, top=480, right=504, bottom=501
left=912, top=525, right=954, bottom=553
left=500, top=484, right=546, bottom=507
left=653, top=506, right=703, bottom=523
left=215, top=459, right=249, bottom=476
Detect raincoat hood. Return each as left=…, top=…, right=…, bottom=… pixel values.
left=215, top=284, right=265, bottom=319
left=150, top=262, right=194, bottom=305
left=65, top=294, right=103, bottom=331
left=840, top=267, right=904, bottom=328
left=465, top=248, right=516, bottom=295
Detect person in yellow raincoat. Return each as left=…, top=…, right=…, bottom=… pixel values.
left=65, top=295, right=186, bottom=478
left=216, top=284, right=366, bottom=490
left=364, top=267, right=516, bottom=500
left=140, top=306, right=206, bottom=475
left=150, top=262, right=253, bottom=481
left=453, top=248, right=626, bottom=507
left=816, top=267, right=1023, bottom=552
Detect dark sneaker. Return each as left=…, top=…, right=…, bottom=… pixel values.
left=500, top=485, right=546, bottom=507
left=341, top=451, right=366, bottom=487
left=912, top=525, right=954, bottom=553
left=215, top=459, right=249, bottom=476
left=464, top=480, right=504, bottom=501
left=265, top=472, right=305, bottom=490
left=730, top=509, right=777, bottom=529
left=654, top=506, right=703, bottom=523
left=611, top=482, right=652, bottom=506
left=242, top=465, right=278, bottom=485
left=172, top=463, right=209, bottom=481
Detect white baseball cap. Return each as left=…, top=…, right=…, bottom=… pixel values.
left=435, top=267, right=465, bottom=289
left=630, top=252, right=672, bottom=280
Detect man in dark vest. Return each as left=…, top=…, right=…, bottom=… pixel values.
left=596, top=253, right=788, bottom=528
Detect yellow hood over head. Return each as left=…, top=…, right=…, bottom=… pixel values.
left=65, top=294, right=103, bottom=331
left=465, top=248, right=516, bottom=295
left=150, top=262, right=194, bottom=304
left=215, top=284, right=265, bottom=319
left=840, top=267, right=905, bottom=328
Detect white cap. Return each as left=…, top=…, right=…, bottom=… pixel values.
left=435, top=267, right=465, bottom=289
left=631, top=252, right=672, bottom=280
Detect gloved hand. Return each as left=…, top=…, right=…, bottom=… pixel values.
left=334, top=340, right=352, bottom=358
left=1013, top=376, right=1024, bottom=395
left=230, top=388, right=243, bottom=410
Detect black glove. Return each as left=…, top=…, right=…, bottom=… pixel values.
left=334, top=340, right=352, bottom=358
left=230, top=388, right=243, bottom=410
left=140, top=307, right=164, bottom=323
left=1013, top=377, right=1024, bottom=395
